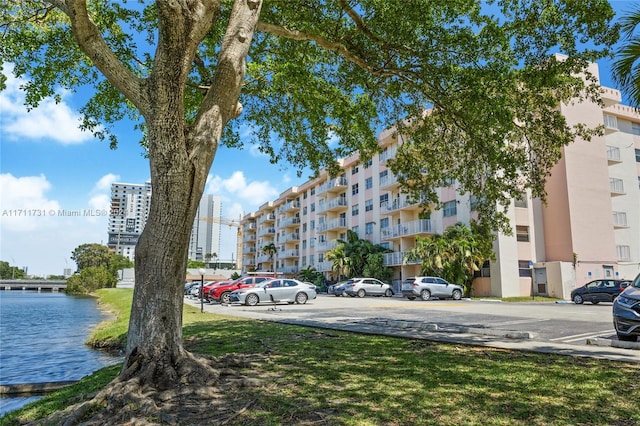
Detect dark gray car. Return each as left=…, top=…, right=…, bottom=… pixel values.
left=402, top=276, right=464, bottom=301
left=613, top=273, right=640, bottom=342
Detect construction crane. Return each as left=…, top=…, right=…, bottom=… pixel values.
left=199, top=216, right=242, bottom=270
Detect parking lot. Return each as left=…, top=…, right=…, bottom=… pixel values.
left=185, top=293, right=640, bottom=362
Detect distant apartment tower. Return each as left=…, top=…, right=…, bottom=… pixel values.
left=240, top=60, right=640, bottom=298
left=107, top=181, right=152, bottom=261
left=107, top=182, right=223, bottom=263
left=188, top=194, right=223, bottom=262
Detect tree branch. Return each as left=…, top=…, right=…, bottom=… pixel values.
left=64, top=0, right=148, bottom=114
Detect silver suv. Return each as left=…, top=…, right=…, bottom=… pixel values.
left=343, top=278, right=394, bottom=298
left=402, top=276, right=464, bottom=301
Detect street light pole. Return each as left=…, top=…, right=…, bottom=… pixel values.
left=199, top=268, right=206, bottom=313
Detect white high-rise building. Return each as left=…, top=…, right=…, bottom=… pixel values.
left=108, top=182, right=223, bottom=263
left=189, top=194, right=223, bottom=262
left=108, top=181, right=152, bottom=261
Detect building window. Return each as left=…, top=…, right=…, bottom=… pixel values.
left=310, top=202, right=315, bottom=212
left=352, top=204, right=359, bottom=216
left=616, top=245, right=631, bottom=261
left=303, top=206, right=307, bottom=215
left=310, top=220, right=315, bottom=230
left=352, top=183, right=359, bottom=195
left=518, top=260, right=532, bottom=277
left=470, top=195, right=479, bottom=211
left=365, top=177, right=373, bottom=189
left=379, top=170, right=388, bottom=180
left=302, top=240, right=307, bottom=249
left=380, top=217, right=389, bottom=229
left=363, top=158, right=373, bottom=168
left=301, top=256, right=307, bottom=266
left=474, top=260, right=491, bottom=278
left=516, top=226, right=529, bottom=242
left=443, top=200, right=457, bottom=217
left=303, top=191, right=308, bottom=199
left=352, top=165, right=359, bottom=175
left=604, top=114, right=618, bottom=129
left=365, top=222, right=375, bottom=235
left=635, top=148, right=640, bottom=162
left=380, top=193, right=389, bottom=207
left=632, top=123, right=640, bottom=136
left=365, top=199, right=373, bottom=212
left=514, top=193, right=528, bottom=208
left=302, top=223, right=307, bottom=232
left=352, top=226, right=359, bottom=236
left=310, top=188, right=315, bottom=195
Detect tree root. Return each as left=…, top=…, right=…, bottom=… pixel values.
left=22, top=352, right=266, bottom=425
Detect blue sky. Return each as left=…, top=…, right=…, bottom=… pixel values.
left=0, top=1, right=634, bottom=276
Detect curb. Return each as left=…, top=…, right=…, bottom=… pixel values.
left=586, top=338, right=640, bottom=350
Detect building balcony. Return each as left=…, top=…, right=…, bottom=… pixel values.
left=379, top=148, right=397, bottom=163
left=279, top=265, right=300, bottom=274
left=609, top=178, right=625, bottom=196
left=612, top=211, right=628, bottom=228
left=603, top=114, right=619, bottom=134
left=381, top=195, right=423, bottom=213
left=316, top=261, right=333, bottom=272
left=317, top=218, right=348, bottom=232
left=280, top=249, right=300, bottom=259
left=280, top=216, right=301, bottom=228
left=257, top=213, right=276, bottom=224
left=257, top=227, right=276, bottom=237
left=606, top=146, right=622, bottom=164
left=317, top=196, right=348, bottom=213
left=244, top=234, right=257, bottom=242
left=278, top=200, right=301, bottom=214
left=256, top=254, right=273, bottom=263
left=316, top=240, right=339, bottom=252
left=316, top=177, right=348, bottom=195
left=243, top=222, right=257, bottom=232
left=282, top=232, right=301, bottom=242
left=382, top=251, right=421, bottom=266
left=381, top=219, right=432, bottom=240
left=379, top=173, right=400, bottom=189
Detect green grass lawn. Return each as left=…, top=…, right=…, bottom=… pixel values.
left=2, top=288, right=638, bottom=426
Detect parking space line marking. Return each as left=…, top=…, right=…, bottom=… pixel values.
left=488, top=319, right=550, bottom=326
left=550, top=330, right=614, bottom=342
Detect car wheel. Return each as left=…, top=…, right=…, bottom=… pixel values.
left=357, top=289, right=366, bottom=298
left=420, top=289, right=431, bottom=301
left=572, top=294, right=583, bottom=304
left=245, top=293, right=259, bottom=306
left=407, top=296, right=416, bottom=300
left=335, top=293, right=342, bottom=297
left=220, top=292, right=232, bottom=305
left=296, top=292, right=308, bottom=304
left=617, top=332, right=638, bottom=342
left=591, top=301, right=600, bottom=305
left=384, top=289, right=393, bottom=297
left=451, top=289, right=462, bottom=300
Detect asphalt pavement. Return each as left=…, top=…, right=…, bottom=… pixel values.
left=184, top=294, right=640, bottom=364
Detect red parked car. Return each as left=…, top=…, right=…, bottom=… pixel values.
left=203, top=280, right=232, bottom=302
left=209, top=276, right=274, bottom=304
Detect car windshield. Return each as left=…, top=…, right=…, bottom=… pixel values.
left=631, top=273, right=640, bottom=288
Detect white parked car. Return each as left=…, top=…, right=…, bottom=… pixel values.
left=230, top=278, right=317, bottom=306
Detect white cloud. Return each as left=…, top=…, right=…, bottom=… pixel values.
left=0, top=66, right=95, bottom=145
left=93, top=173, right=120, bottom=192
left=205, top=171, right=279, bottom=209
left=0, top=173, right=61, bottom=231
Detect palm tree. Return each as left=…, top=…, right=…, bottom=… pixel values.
left=613, top=6, right=640, bottom=109
left=262, top=243, right=277, bottom=273
left=326, top=243, right=350, bottom=280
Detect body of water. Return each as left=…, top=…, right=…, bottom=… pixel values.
left=0, top=291, right=122, bottom=417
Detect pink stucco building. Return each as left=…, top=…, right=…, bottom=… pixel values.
left=240, top=61, right=640, bottom=299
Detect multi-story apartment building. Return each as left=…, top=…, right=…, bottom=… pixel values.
left=108, top=182, right=223, bottom=263
left=240, top=61, right=640, bottom=299
left=108, top=181, right=152, bottom=261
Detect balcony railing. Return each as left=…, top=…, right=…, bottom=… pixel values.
left=379, top=148, right=397, bottom=163
left=606, top=146, right=622, bottom=163
left=383, top=251, right=421, bottom=266
left=257, top=213, right=276, bottom=224
left=257, top=227, right=276, bottom=237
left=316, top=177, right=348, bottom=195
left=316, top=240, right=339, bottom=252
left=317, top=196, right=348, bottom=213
left=278, top=200, right=301, bottom=214
left=282, top=232, right=301, bottom=242
left=280, top=249, right=300, bottom=258
left=316, top=261, right=333, bottom=272
left=317, top=218, right=348, bottom=232
left=280, top=216, right=301, bottom=227
left=381, top=219, right=432, bottom=240
left=381, top=195, right=422, bottom=213
left=609, top=178, right=625, bottom=195
left=613, top=211, right=628, bottom=228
